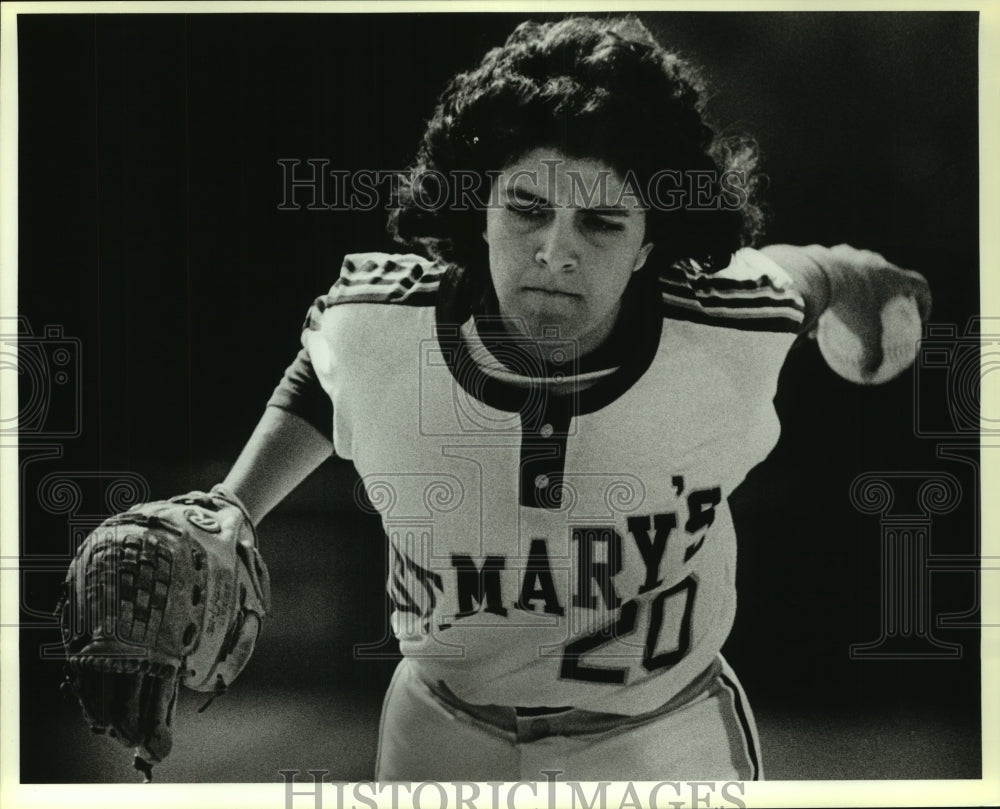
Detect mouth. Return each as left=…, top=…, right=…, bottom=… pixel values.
left=522, top=286, right=581, bottom=299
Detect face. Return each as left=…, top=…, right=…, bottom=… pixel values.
left=483, top=147, right=654, bottom=359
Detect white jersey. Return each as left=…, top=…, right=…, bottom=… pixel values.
left=302, top=249, right=803, bottom=715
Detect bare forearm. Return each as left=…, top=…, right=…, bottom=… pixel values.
left=222, top=405, right=334, bottom=526
left=760, top=243, right=932, bottom=337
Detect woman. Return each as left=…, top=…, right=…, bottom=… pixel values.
left=231, top=16, right=928, bottom=780
left=63, top=15, right=930, bottom=782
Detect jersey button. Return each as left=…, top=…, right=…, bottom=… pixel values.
left=539, top=424, right=554, bottom=438
left=531, top=718, right=550, bottom=737
left=534, top=474, right=550, bottom=489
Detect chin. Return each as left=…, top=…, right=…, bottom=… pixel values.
left=525, top=317, right=580, bottom=341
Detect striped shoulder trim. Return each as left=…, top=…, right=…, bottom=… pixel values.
left=304, top=252, right=445, bottom=331
left=660, top=253, right=806, bottom=334
left=329, top=252, right=445, bottom=306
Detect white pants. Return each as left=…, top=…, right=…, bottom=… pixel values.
left=375, top=656, right=762, bottom=782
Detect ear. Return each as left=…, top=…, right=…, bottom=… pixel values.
left=632, top=242, right=654, bottom=273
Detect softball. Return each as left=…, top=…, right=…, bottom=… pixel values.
left=816, top=295, right=923, bottom=385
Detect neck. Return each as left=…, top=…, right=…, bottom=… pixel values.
left=479, top=295, right=637, bottom=376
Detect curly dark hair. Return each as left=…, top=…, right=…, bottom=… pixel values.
left=388, top=15, right=765, bottom=275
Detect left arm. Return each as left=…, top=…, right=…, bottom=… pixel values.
left=761, top=243, right=932, bottom=376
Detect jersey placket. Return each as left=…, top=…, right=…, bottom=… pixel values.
left=518, top=391, right=573, bottom=510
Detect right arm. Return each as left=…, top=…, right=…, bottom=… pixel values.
left=62, top=305, right=337, bottom=777
left=221, top=405, right=333, bottom=526
left=220, top=343, right=336, bottom=526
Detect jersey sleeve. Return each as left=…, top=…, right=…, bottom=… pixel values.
left=265, top=345, right=334, bottom=442
left=307, top=252, right=444, bottom=310
left=659, top=247, right=808, bottom=333
left=281, top=252, right=445, bottom=450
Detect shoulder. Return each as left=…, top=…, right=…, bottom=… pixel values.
left=325, top=252, right=446, bottom=306
left=658, top=248, right=806, bottom=334
left=303, top=252, right=447, bottom=332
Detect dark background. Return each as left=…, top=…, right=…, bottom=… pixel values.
left=16, top=12, right=982, bottom=782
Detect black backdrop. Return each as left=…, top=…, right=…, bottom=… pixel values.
left=16, top=11, right=981, bottom=782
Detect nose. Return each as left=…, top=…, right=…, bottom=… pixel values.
left=534, top=215, right=579, bottom=272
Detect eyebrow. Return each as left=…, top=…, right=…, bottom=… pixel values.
left=508, top=187, right=547, bottom=204
left=506, top=185, right=636, bottom=215
left=588, top=207, right=632, bottom=217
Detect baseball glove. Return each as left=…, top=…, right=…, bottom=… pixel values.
left=56, top=486, right=271, bottom=780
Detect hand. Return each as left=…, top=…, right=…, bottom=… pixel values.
left=57, top=489, right=270, bottom=781
left=797, top=244, right=932, bottom=375
left=763, top=243, right=932, bottom=376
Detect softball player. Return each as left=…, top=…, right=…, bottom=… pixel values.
left=61, top=15, right=931, bottom=781
left=222, top=19, right=928, bottom=780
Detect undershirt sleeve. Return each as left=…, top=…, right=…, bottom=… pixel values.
left=265, top=346, right=334, bottom=442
